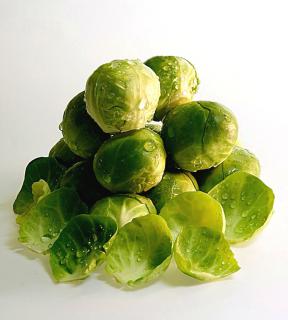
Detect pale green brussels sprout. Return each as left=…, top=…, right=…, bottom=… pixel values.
left=93, top=128, right=166, bottom=193
left=146, top=172, right=198, bottom=211
left=196, top=146, right=261, bottom=192
left=209, top=171, right=274, bottom=244
left=162, top=101, right=238, bottom=172
left=145, top=56, right=199, bottom=120
left=49, top=138, right=82, bottom=167
left=90, top=194, right=156, bottom=228
left=61, top=91, right=108, bottom=158
left=85, top=59, right=160, bottom=133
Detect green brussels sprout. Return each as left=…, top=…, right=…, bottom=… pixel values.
left=13, top=157, right=65, bottom=215
left=196, top=146, right=261, bottom=192
left=146, top=172, right=198, bottom=211
left=105, top=215, right=172, bottom=287
left=145, top=56, right=199, bottom=120
left=90, top=194, right=156, bottom=228
left=60, top=161, right=109, bottom=207
left=50, top=215, right=117, bottom=282
left=49, top=138, right=82, bottom=167
left=209, top=171, right=274, bottom=244
left=61, top=91, right=107, bottom=158
left=174, top=226, right=240, bottom=281
left=162, top=101, right=238, bottom=172
left=85, top=59, right=160, bottom=133
left=93, top=128, right=166, bottom=193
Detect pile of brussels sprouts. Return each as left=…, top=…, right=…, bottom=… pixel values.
left=13, top=56, right=274, bottom=287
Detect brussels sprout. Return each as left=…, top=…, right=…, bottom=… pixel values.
left=60, top=161, right=108, bottom=207
left=146, top=172, right=198, bottom=211
left=61, top=91, right=107, bottom=158
left=160, top=191, right=225, bottom=240
left=85, top=59, right=160, bottom=133
left=13, top=157, right=65, bottom=215
left=49, top=138, right=82, bottom=167
left=90, top=194, right=156, bottom=228
left=162, top=101, right=238, bottom=172
left=105, top=215, right=172, bottom=287
left=209, top=171, right=274, bottom=244
left=17, top=188, right=88, bottom=253
left=196, top=146, right=260, bottom=192
left=94, top=128, right=166, bottom=193
left=174, top=226, right=240, bottom=281
left=50, top=215, right=117, bottom=282
left=145, top=56, right=199, bottom=120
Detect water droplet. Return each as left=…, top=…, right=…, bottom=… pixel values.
left=41, top=234, right=52, bottom=243
left=251, top=214, right=256, bottom=220
left=76, top=251, right=84, bottom=258
left=103, top=175, right=111, bottom=184
left=241, top=212, right=248, bottom=218
left=137, top=257, right=141, bottom=262
left=186, top=248, right=191, bottom=253
left=163, top=65, right=169, bottom=71
left=246, top=200, right=252, bottom=205
left=144, top=141, right=155, bottom=152
left=221, top=193, right=229, bottom=200
left=230, top=202, right=236, bottom=209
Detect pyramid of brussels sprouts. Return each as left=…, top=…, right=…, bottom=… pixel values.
left=13, top=56, right=274, bottom=287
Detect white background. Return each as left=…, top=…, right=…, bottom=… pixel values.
left=0, top=0, right=288, bottom=319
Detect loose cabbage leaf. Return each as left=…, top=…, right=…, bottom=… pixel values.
left=17, top=188, right=88, bottom=253
left=174, top=226, right=240, bottom=281
left=209, top=171, right=274, bottom=243
left=50, top=215, right=117, bottom=282
left=105, top=215, right=172, bottom=287
left=13, top=157, right=65, bottom=215
left=160, top=191, right=225, bottom=240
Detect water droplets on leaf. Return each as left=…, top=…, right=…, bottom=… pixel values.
left=144, top=141, right=156, bottom=152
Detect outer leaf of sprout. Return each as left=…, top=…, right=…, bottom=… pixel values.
left=50, top=215, right=117, bottom=282
left=196, top=146, right=260, bottom=192
left=160, top=191, right=225, bottom=240
left=18, top=188, right=88, bottom=253
left=209, top=171, right=274, bottom=244
left=174, top=226, right=240, bottom=281
left=105, top=215, right=172, bottom=287
left=13, top=157, right=65, bottom=215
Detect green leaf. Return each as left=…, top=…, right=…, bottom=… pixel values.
left=50, top=215, right=117, bottom=282
left=17, top=188, right=88, bottom=253
left=209, top=171, right=275, bottom=243
left=90, top=194, right=156, bottom=228
left=13, top=157, right=65, bottom=215
left=196, top=146, right=260, bottom=192
left=160, top=191, right=225, bottom=240
left=105, top=215, right=172, bottom=287
left=174, top=226, right=240, bottom=281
